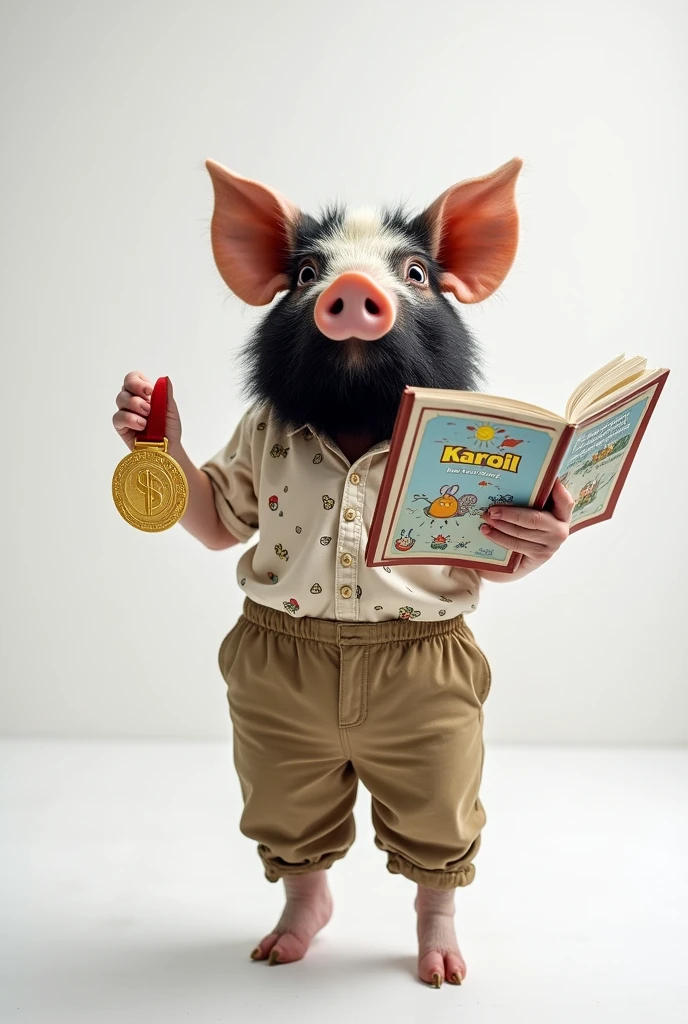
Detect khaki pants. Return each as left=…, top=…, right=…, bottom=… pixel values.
left=218, top=598, right=492, bottom=891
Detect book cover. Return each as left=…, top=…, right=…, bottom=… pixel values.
left=367, top=397, right=573, bottom=572
left=366, top=367, right=669, bottom=572
left=557, top=375, right=667, bottom=533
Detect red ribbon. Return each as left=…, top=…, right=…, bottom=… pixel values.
left=137, top=377, right=168, bottom=443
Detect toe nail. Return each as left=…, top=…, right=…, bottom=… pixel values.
left=249, top=947, right=262, bottom=961
left=431, top=971, right=442, bottom=988
left=450, top=971, right=463, bottom=985
left=268, top=949, right=281, bottom=966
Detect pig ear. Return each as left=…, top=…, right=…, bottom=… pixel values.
left=423, top=157, right=523, bottom=304
left=205, top=160, right=301, bottom=306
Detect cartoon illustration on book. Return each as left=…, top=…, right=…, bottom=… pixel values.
left=558, top=395, right=651, bottom=526
left=593, top=444, right=614, bottom=462
left=415, top=484, right=478, bottom=524
left=574, top=434, right=631, bottom=475
left=572, top=474, right=613, bottom=514
left=394, top=529, right=416, bottom=552
left=383, top=411, right=559, bottom=565
left=465, top=422, right=525, bottom=451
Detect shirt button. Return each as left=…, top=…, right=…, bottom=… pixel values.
left=340, top=585, right=353, bottom=599
left=340, top=552, right=353, bottom=567
left=350, top=472, right=361, bottom=485
left=343, top=508, right=356, bottom=522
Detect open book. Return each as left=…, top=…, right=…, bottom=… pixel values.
left=366, top=355, right=669, bottom=574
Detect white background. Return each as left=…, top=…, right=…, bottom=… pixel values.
left=3, top=742, right=686, bottom=1022
left=1, top=0, right=686, bottom=743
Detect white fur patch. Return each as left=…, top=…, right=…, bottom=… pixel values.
left=310, top=209, right=416, bottom=301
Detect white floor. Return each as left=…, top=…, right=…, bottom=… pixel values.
left=1, top=741, right=686, bottom=1024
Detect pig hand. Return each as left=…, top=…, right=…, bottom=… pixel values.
left=478, top=479, right=574, bottom=581
left=112, top=371, right=183, bottom=451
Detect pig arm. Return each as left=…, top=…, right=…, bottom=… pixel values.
left=170, top=442, right=240, bottom=551
left=198, top=408, right=262, bottom=550
left=477, top=480, right=574, bottom=583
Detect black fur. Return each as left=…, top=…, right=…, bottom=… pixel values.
left=242, top=206, right=484, bottom=445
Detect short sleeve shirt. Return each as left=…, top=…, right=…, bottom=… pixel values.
left=201, top=403, right=481, bottom=623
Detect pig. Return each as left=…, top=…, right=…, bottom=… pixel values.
left=221, top=160, right=516, bottom=461
left=113, top=157, right=574, bottom=987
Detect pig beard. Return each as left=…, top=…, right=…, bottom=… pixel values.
left=243, top=296, right=484, bottom=445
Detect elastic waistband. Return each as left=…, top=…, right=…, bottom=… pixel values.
left=241, top=598, right=466, bottom=646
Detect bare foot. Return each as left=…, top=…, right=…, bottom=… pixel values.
left=250, top=872, right=333, bottom=965
left=415, top=885, right=467, bottom=987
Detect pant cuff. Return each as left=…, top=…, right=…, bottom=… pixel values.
left=257, top=844, right=349, bottom=882
left=385, top=852, right=476, bottom=890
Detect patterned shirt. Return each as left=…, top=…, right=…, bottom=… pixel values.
left=201, top=403, right=481, bottom=622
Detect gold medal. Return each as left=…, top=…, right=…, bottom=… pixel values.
left=112, top=377, right=189, bottom=532
left=112, top=440, right=188, bottom=531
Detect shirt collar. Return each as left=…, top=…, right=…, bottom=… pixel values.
left=285, top=423, right=310, bottom=438
left=284, top=422, right=390, bottom=456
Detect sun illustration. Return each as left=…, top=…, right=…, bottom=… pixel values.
left=467, top=422, right=506, bottom=449
left=475, top=424, right=495, bottom=441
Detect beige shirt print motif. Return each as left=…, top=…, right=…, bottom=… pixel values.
left=201, top=404, right=481, bottom=623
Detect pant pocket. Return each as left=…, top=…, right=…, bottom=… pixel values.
left=459, top=623, right=492, bottom=706
left=218, top=617, right=246, bottom=680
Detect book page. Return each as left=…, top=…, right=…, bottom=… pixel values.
left=566, top=354, right=648, bottom=422
left=575, top=366, right=666, bottom=423
left=376, top=405, right=566, bottom=568
left=557, top=388, right=656, bottom=530
left=564, top=354, right=628, bottom=422
left=409, top=386, right=563, bottom=423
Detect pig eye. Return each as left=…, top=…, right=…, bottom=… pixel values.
left=297, top=262, right=318, bottom=286
left=406, top=261, right=427, bottom=286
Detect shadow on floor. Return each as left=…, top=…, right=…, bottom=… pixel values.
left=32, top=937, right=420, bottom=1015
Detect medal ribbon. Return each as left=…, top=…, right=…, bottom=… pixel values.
left=137, top=377, right=169, bottom=443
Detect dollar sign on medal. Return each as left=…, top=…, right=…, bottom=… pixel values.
left=112, top=376, right=189, bottom=532
left=137, top=468, right=165, bottom=516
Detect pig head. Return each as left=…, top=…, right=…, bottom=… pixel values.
left=205, top=157, right=522, bottom=445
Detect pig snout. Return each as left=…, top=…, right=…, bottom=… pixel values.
left=313, top=271, right=396, bottom=341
